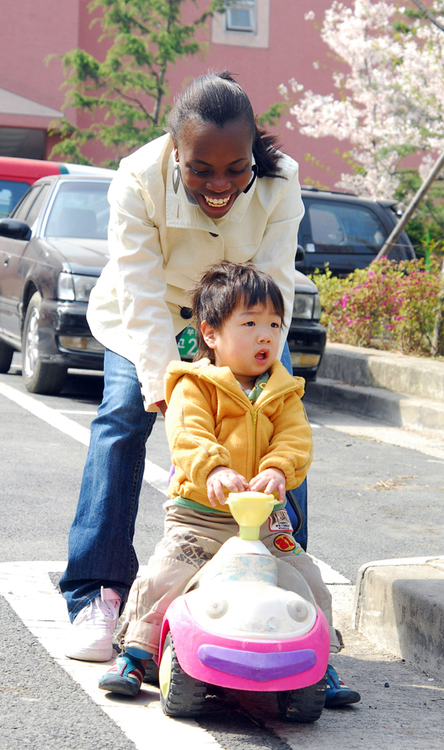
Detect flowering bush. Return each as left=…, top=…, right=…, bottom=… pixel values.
left=309, top=258, right=444, bottom=356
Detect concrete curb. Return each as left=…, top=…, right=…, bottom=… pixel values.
left=315, top=343, right=444, bottom=403
left=353, top=557, right=444, bottom=680
left=304, top=343, right=444, bottom=432
left=305, top=378, right=444, bottom=431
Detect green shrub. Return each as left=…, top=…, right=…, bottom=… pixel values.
left=309, top=258, right=444, bottom=357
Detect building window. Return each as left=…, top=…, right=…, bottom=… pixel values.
left=226, top=2, right=256, bottom=33
left=212, top=0, right=269, bottom=48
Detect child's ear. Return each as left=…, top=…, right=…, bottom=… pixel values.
left=201, top=321, right=216, bottom=349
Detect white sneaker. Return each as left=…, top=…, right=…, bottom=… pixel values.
left=65, top=586, right=121, bottom=662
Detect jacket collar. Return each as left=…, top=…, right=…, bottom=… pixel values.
left=165, top=149, right=257, bottom=230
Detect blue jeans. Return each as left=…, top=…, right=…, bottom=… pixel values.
left=60, top=349, right=157, bottom=621
left=60, top=342, right=308, bottom=621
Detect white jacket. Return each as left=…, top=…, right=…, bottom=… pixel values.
left=87, top=133, right=304, bottom=409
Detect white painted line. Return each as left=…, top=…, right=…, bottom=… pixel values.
left=0, top=381, right=170, bottom=494
left=0, top=381, right=91, bottom=446
left=58, top=409, right=99, bottom=415
left=0, top=561, right=222, bottom=750
left=310, top=555, right=350, bottom=585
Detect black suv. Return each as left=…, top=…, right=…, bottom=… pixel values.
left=297, top=188, right=416, bottom=277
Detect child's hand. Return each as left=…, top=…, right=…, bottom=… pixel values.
left=207, top=466, right=250, bottom=507
left=249, top=468, right=286, bottom=503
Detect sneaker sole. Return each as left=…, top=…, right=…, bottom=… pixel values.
left=65, top=646, right=116, bottom=662
left=98, top=676, right=141, bottom=696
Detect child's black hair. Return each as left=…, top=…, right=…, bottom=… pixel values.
left=191, top=261, right=285, bottom=362
left=167, top=71, right=283, bottom=179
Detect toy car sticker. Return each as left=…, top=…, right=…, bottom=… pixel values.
left=273, top=534, right=297, bottom=552
left=269, top=510, right=293, bottom=532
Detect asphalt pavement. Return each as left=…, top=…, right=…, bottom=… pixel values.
left=1, top=349, right=444, bottom=749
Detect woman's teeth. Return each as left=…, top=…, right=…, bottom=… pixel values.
left=204, top=195, right=231, bottom=208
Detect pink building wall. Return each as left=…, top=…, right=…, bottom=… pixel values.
left=0, top=0, right=350, bottom=189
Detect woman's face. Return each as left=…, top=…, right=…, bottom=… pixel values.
left=174, top=118, right=254, bottom=219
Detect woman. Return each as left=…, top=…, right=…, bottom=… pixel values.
left=59, top=71, right=358, bottom=707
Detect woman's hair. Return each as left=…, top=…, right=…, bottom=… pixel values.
left=191, top=261, right=286, bottom=362
left=167, top=71, right=283, bottom=179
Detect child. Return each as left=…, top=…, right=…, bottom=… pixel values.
left=99, top=261, right=360, bottom=707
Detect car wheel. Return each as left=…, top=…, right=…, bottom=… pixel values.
left=0, top=339, right=14, bottom=373
left=159, top=632, right=206, bottom=718
left=277, top=674, right=327, bottom=723
left=22, top=292, right=67, bottom=395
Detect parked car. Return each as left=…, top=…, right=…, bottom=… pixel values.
left=297, top=187, right=416, bottom=277
left=0, top=156, right=114, bottom=218
left=0, top=174, right=326, bottom=395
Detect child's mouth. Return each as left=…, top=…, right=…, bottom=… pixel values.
left=255, top=350, right=268, bottom=362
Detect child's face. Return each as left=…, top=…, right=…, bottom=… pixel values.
left=202, top=301, right=282, bottom=389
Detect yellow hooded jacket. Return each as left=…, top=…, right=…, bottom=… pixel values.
left=164, top=360, right=313, bottom=513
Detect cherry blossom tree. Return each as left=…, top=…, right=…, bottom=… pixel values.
left=280, top=0, right=444, bottom=199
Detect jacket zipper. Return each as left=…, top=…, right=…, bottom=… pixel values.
left=251, top=410, right=258, bottom=476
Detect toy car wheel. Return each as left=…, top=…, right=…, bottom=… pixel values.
left=142, top=658, right=159, bottom=686
left=277, top=674, right=327, bottom=723
left=159, top=632, right=206, bottom=718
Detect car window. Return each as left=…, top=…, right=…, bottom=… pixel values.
left=307, top=201, right=386, bottom=253
left=44, top=181, right=110, bottom=239
left=24, top=184, right=51, bottom=227
left=12, top=184, right=45, bottom=223
left=0, top=180, right=31, bottom=218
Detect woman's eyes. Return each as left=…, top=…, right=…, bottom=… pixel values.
left=189, top=166, right=248, bottom=176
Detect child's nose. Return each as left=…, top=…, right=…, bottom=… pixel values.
left=258, top=328, right=271, bottom=342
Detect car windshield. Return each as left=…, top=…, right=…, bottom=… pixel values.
left=45, top=181, right=111, bottom=239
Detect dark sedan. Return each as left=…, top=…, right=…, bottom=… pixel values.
left=0, top=174, right=326, bottom=395
left=0, top=174, right=110, bottom=393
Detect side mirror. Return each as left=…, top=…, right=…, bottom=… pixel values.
left=296, top=244, right=305, bottom=264
left=0, top=218, right=31, bottom=241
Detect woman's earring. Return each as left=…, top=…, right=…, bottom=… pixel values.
left=243, top=164, right=258, bottom=194
left=173, top=161, right=181, bottom=194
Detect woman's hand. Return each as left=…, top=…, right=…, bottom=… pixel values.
left=207, top=466, right=249, bottom=507
left=249, top=467, right=286, bottom=504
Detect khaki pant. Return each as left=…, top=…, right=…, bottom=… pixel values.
left=120, top=505, right=342, bottom=657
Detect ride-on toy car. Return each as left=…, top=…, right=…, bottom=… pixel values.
left=155, top=492, right=330, bottom=723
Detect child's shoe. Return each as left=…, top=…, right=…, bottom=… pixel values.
left=324, top=664, right=361, bottom=708
left=98, top=652, right=146, bottom=696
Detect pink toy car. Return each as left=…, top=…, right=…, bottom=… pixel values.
left=153, top=492, right=330, bottom=723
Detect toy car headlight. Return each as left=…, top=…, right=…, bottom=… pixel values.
left=287, top=597, right=310, bottom=623
left=206, top=598, right=228, bottom=619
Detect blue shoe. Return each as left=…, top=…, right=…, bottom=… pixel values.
left=98, top=653, right=146, bottom=696
left=324, top=664, right=361, bottom=708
